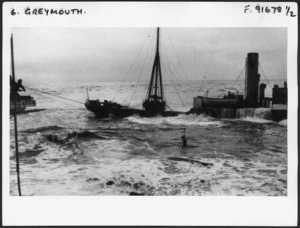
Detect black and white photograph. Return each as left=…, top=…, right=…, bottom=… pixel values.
left=2, top=2, right=298, bottom=226
left=9, top=27, right=288, bottom=196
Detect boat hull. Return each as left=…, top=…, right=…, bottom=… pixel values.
left=85, top=100, right=112, bottom=118
left=85, top=99, right=127, bottom=118
left=140, top=110, right=181, bottom=117
left=188, top=107, right=287, bottom=122
left=85, top=104, right=111, bottom=118
left=86, top=100, right=184, bottom=119
left=111, top=107, right=142, bottom=118
left=112, top=107, right=182, bottom=118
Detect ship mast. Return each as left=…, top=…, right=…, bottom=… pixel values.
left=144, top=27, right=165, bottom=112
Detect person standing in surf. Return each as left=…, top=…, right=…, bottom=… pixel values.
left=181, top=128, right=187, bottom=150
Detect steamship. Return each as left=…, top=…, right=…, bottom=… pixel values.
left=189, top=53, right=287, bottom=122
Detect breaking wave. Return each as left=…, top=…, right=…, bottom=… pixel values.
left=238, top=117, right=275, bottom=124
left=278, top=119, right=287, bottom=126
left=126, top=114, right=223, bottom=126
left=22, top=125, right=64, bottom=133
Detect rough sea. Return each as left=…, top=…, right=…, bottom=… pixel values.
left=10, top=79, right=287, bottom=196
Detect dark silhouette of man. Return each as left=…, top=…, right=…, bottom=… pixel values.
left=10, top=76, right=25, bottom=100
left=16, top=79, right=26, bottom=92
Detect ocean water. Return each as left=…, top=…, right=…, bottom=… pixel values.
left=10, top=79, right=287, bottom=196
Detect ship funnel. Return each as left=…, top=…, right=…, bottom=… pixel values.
left=245, top=53, right=260, bottom=107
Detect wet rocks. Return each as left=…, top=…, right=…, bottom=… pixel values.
left=104, top=175, right=154, bottom=195
left=222, top=162, right=232, bottom=167
left=279, top=169, right=287, bottom=175
left=278, top=179, right=287, bottom=184
left=24, top=158, right=38, bottom=164
left=133, top=181, right=146, bottom=189
left=167, top=156, right=213, bottom=167
left=77, top=131, right=107, bottom=140
left=20, top=148, right=45, bottom=157
left=160, top=177, right=171, bottom=182
left=33, top=143, right=43, bottom=149
left=87, top=177, right=99, bottom=183
left=120, top=180, right=132, bottom=187
left=106, top=180, right=115, bottom=186
left=257, top=169, right=277, bottom=177
left=46, top=158, right=60, bottom=164
left=129, top=192, right=144, bottom=196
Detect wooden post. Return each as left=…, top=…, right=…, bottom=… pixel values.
left=11, top=34, right=22, bottom=196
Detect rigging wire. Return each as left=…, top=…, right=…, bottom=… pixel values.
left=210, top=65, right=245, bottom=98
left=163, top=71, right=188, bottom=111
left=163, top=65, right=188, bottom=111
left=230, top=64, right=246, bottom=91
left=28, top=87, right=83, bottom=109
left=112, top=28, right=153, bottom=102
left=162, top=37, right=189, bottom=100
left=197, top=29, right=220, bottom=96
left=164, top=30, right=194, bottom=90
left=160, top=40, right=190, bottom=110
left=258, top=63, right=270, bottom=84
left=165, top=103, right=173, bottom=111
left=144, top=32, right=157, bottom=101
left=128, top=31, right=155, bottom=106
left=39, top=92, right=83, bottom=109
left=235, top=65, right=246, bottom=82
left=24, top=86, right=84, bottom=105
left=160, top=55, right=188, bottom=111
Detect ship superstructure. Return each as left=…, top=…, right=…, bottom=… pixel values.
left=190, top=53, right=287, bottom=121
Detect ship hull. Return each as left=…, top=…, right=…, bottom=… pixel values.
left=188, top=107, right=287, bottom=122
left=140, top=110, right=180, bottom=117
left=85, top=100, right=112, bottom=118
left=85, top=99, right=129, bottom=118
left=112, top=107, right=182, bottom=118
left=85, top=103, right=111, bottom=118
left=111, top=107, right=142, bottom=118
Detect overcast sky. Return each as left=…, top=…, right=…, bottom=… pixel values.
left=11, top=27, right=287, bottom=84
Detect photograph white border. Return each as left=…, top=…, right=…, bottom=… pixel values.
left=2, top=2, right=298, bottom=226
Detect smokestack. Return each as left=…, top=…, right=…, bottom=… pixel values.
left=245, top=53, right=260, bottom=107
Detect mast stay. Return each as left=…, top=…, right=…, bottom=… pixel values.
left=143, top=27, right=165, bottom=112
